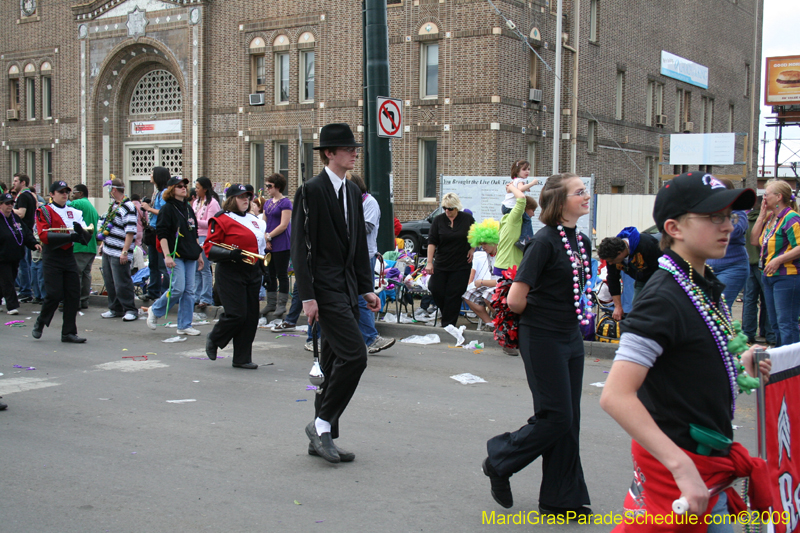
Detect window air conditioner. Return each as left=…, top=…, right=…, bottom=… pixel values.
left=655, top=114, right=667, bottom=127
left=6, top=109, right=19, bottom=120
left=249, top=93, right=265, bottom=106
left=683, top=121, right=694, bottom=132
left=529, top=88, right=543, bottom=102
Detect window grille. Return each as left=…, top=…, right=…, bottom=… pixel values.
left=129, top=70, right=182, bottom=115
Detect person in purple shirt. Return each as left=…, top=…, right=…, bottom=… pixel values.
left=260, top=173, right=292, bottom=318
left=707, top=178, right=750, bottom=313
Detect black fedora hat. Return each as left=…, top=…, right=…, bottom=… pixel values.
left=313, top=123, right=363, bottom=151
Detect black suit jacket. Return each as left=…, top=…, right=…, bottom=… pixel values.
left=291, top=170, right=373, bottom=307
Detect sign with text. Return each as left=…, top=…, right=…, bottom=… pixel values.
left=377, top=97, right=403, bottom=139
left=131, top=119, right=182, bottom=136
left=765, top=55, right=800, bottom=106
left=669, top=133, right=736, bottom=165
left=660, top=51, right=709, bottom=89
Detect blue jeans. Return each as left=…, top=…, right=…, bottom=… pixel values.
left=712, top=260, right=749, bottom=313
left=762, top=274, right=800, bottom=347
left=742, top=263, right=775, bottom=343
left=16, top=247, right=32, bottom=297
left=150, top=257, right=197, bottom=330
left=500, top=204, right=533, bottom=242
left=147, top=244, right=167, bottom=299
left=357, top=256, right=379, bottom=345
left=31, top=257, right=45, bottom=299
left=706, top=492, right=733, bottom=533
left=194, top=236, right=214, bottom=305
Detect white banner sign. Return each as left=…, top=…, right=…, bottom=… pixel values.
left=131, top=119, right=182, bottom=136
left=669, top=133, right=736, bottom=165
left=661, top=51, right=709, bottom=89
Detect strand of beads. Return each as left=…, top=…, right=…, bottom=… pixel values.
left=658, top=255, right=739, bottom=414
left=558, top=225, right=593, bottom=326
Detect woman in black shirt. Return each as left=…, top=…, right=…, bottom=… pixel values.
left=425, top=193, right=475, bottom=327
left=482, top=173, right=592, bottom=517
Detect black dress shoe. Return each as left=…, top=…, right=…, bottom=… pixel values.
left=232, top=362, right=258, bottom=369
left=18, top=296, right=33, bottom=303
left=80, top=301, right=89, bottom=309
left=305, top=422, right=340, bottom=463
left=538, top=504, right=592, bottom=519
left=308, top=442, right=355, bottom=462
left=482, top=457, right=513, bottom=508
left=61, top=334, right=87, bottom=343
left=205, top=334, right=218, bottom=361
left=32, top=320, right=43, bottom=339
left=0, top=397, right=7, bottom=410
left=31, top=298, right=43, bottom=305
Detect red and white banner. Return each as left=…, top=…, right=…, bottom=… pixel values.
left=130, top=119, right=182, bottom=136
left=764, top=344, right=800, bottom=533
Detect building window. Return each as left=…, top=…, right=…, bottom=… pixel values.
left=611, top=184, right=625, bottom=194
left=42, top=75, right=51, bottom=118
left=675, top=88, right=683, bottom=132
left=646, top=81, right=654, bottom=127
left=655, top=82, right=664, bottom=119
left=418, top=139, right=437, bottom=200
left=275, top=53, right=290, bottom=104
left=728, top=104, right=735, bottom=132
left=300, top=51, right=315, bottom=102
left=252, top=55, right=266, bottom=93
left=589, top=0, right=599, bottom=42
left=8, top=79, right=20, bottom=111
left=10, top=151, right=20, bottom=176
left=301, top=142, right=315, bottom=184
left=274, top=141, right=289, bottom=180
left=42, top=149, right=52, bottom=188
left=26, top=78, right=35, bottom=120
left=421, top=43, right=439, bottom=98
left=26, top=150, right=36, bottom=181
left=129, top=70, right=182, bottom=114
left=700, top=96, right=714, bottom=133
left=251, top=142, right=265, bottom=191
left=615, top=71, right=625, bottom=120
left=683, top=91, right=692, bottom=129
left=745, top=63, right=750, bottom=97
left=587, top=120, right=597, bottom=152
left=645, top=156, right=659, bottom=194
left=529, top=50, right=540, bottom=90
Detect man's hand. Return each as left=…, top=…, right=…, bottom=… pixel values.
left=741, top=345, right=772, bottom=382
left=34, top=244, right=42, bottom=252
left=120, top=253, right=129, bottom=265
left=303, top=299, right=319, bottom=324
left=165, top=256, right=176, bottom=269
left=467, top=248, right=474, bottom=263
left=364, top=292, right=381, bottom=312
left=612, top=306, right=624, bottom=322
left=671, top=455, right=709, bottom=517
left=425, top=262, right=434, bottom=275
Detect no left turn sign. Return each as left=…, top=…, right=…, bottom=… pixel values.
left=377, top=97, right=403, bottom=139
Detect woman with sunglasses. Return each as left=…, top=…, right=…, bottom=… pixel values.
left=192, top=177, right=221, bottom=311
left=425, top=192, right=475, bottom=327
left=146, top=177, right=205, bottom=336
left=259, top=173, right=292, bottom=319
left=751, top=178, right=800, bottom=346
left=482, top=173, right=592, bottom=518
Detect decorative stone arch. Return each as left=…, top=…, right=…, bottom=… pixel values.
left=39, top=58, right=55, bottom=72
left=272, top=33, right=290, bottom=48
left=23, top=62, right=37, bottom=75
left=416, top=18, right=442, bottom=36
left=7, top=63, right=21, bottom=77
left=297, top=30, right=317, bottom=45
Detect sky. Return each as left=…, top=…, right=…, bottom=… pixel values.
left=758, top=0, right=800, bottom=170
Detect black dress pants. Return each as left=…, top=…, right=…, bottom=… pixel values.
left=208, top=261, right=261, bottom=365
left=486, top=324, right=590, bottom=509
left=38, top=249, right=80, bottom=337
left=315, top=299, right=368, bottom=439
left=427, top=268, right=471, bottom=327
left=0, top=261, right=20, bottom=310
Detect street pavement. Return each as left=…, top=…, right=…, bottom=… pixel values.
left=1, top=300, right=762, bottom=532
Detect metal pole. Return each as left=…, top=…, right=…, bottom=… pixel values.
left=569, top=0, right=580, bottom=174
left=552, top=0, right=563, bottom=174
left=747, top=0, right=762, bottom=180
left=761, top=131, right=767, bottom=183
left=363, top=0, right=395, bottom=254
left=754, top=348, right=768, bottom=462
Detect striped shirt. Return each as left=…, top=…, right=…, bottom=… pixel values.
left=102, top=200, right=138, bottom=258
left=760, top=207, right=800, bottom=276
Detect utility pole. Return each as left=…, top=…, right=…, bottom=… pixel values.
left=761, top=131, right=767, bottom=183
left=552, top=0, right=563, bottom=174
left=363, top=0, right=395, bottom=253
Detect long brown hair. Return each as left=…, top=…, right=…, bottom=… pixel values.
left=538, top=172, right=580, bottom=226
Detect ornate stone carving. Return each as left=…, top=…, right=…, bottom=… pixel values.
left=126, top=7, right=148, bottom=39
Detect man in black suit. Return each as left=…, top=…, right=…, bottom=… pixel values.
left=291, top=123, right=381, bottom=464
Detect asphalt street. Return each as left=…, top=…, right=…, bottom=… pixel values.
left=1, top=302, right=762, bottom=533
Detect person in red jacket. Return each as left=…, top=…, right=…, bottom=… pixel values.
left=394, top=217, right=402, bottom=237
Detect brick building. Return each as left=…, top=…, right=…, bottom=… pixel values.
left=1, top=0, right=762, bottom=219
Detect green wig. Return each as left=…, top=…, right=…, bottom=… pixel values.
left=468, top=218, right=500, bottom=247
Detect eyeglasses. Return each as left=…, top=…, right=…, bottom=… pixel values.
left=341, top=147, right=359, bottom=154
left=265, top=184, right=274, bottom=189
left=567, top=189, right=591, bottom=198
left=174, top=184, right=187, bottom=190
left=687, top=213, right=740, bottom=225
left=2, top=201, right=14, bottom=205
left=443, top=206, right=457, bottom=211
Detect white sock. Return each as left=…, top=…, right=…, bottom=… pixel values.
left=315, top=417, right=331, bottom=436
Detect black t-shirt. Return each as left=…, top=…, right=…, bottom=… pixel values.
left=621, top=249, right=734, bottom=455
left=14, top=190, right=37, bottom=230
left=515, top=224, right=590, bottom=332
left=606, top=232, right=663, bottom=296
left=428, top=211, right=475, bottom=272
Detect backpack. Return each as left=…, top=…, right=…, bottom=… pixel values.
left=595, top=312, right=620, bottom=343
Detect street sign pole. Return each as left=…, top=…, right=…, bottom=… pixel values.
left=363, top=0, right=395, bottom=254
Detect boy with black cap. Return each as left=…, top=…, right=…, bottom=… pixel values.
left=0, top=192, right=41, bottom=314
left=33, top=181, right=91, bottom=343
left=600, top=172, right=773, bottom=530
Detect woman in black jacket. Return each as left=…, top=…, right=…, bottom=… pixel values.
left=0, top=192, right=40, bottom=314
left=146, top=177, right=204, bottom=335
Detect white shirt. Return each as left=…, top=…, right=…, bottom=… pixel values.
left=324, top=166, right=348, bottom=223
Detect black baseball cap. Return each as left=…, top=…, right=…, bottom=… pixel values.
left=50, top=180, right=71, bottom=193
left=167, top=176, right=189, bottom=187
left=226, top=184, right=252, bottom=198
left=653, top=172, right=756, bottom=232
left=0, top=192, right=14, bottom=204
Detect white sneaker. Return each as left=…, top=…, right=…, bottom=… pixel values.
left=304, top=341, right=314, bottom=352
left=101, top=310, right=118, bottom=319
left=7, top=308, right=19, bottom=315
left=146, top=307, right=157, bottom=330
left=177, top=327, right=201, bottom=336
left=123, top=311, right=138, bottom=322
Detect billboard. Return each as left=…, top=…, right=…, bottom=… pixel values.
left=660, top=51, right=709, bottom=89
left=669, top=133, right=736, bottom=165
left=765, top=55, right=800, bottom=106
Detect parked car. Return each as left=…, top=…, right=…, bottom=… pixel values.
left=399, top=207, right=442, bottom=256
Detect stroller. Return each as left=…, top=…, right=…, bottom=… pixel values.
left=131, top=266, right=150, bottom=298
